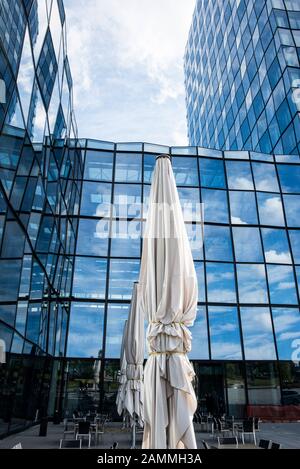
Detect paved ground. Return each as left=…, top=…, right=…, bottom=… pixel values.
left=0, top=422, right=299, bottom=449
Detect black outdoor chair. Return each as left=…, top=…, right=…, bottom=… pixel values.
left=271, top=442, right=282, bottom=449
left=76, top=421, right=91, bottom=448
left=218, top=436, right=238, bottom=447
left=237, top=418, right=256, bottom=445
left=202, top=440, right=210, bottom=449
left=63, top=418, right=75, bottom=440
left=259, top=439, right=271, bottom=449
left=60, top=439, right=82, bottom=449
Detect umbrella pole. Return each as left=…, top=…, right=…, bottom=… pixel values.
left=131, top=416, right=136, bottom=449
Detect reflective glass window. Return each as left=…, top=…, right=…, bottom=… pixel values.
left=177, top=188, right=201, bottom=222
left=206, top=262, right=236, bottom=303
left=240, top=307, right=277, bottom=360
left=0, top=304, right=16, bottom=327
left=237, top=264, right=268, bottom=303
left=73, top=257, right=107, bottom=299
left=233, top=227, right=263, bottom=262
left=106, top=304, right=130, bottom=358
left=1, top=220, right=25, bottom=257
left=185, top=223, right=203, bottom=261
left=252, top=162, right=280, bottom=192
left=195, top=261, right=206, bottom=302
left=272, top=308, right=300, bottom=360
left=81, top=182, right=111, bottom=217
left=246, top=362, right=281, bottom=405
left=226, top=161, right=254, bottom=190
left=262, top=228, right=292, bottom=264
left=278, top=165, right=300, bottom=193
left=110, top=220, right=141, bottom=257
left=113, top=184, right=141, bottom=219
left=84, top=151, right=113, bottom=181
left=108, top=259, right=140, bottom=300
left=283, top=195, right=300, bottom=227
left=0, top=260, right=21, bottom=301
left=267, top=265, right=298, bottom=304
left=202, top=189, right=229, bottom=223
left=172, top=157, right=199, bottom=186
left=230, top=191, right=258, bottom=224
left=144, top=154, right=156, bottom=183
left=76, top=219, right=109, bottom=256
left=257, top=193, right=285, bottom=226
left=199, top=158, right=226, bottom=188
left=204, top=225, right=233, bottom=261
left=189, top=307, right=209, bottom=360
left=115, top=153, right=142, bottom=182
left=209, top=306, right=242, bottom=360
left=289, top=230, right=300, bottom=263
left=67, top=303, right=104, bottom=358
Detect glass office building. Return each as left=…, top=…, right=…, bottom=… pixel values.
left=0, top=0, right=300, bottom=439
left=184, top=0, right=300, bottom=153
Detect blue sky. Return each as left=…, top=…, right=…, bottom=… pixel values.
left=64, top=0, right=196, bottom=145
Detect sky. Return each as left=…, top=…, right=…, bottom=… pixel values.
left=64, top=0, right=196, bottom=145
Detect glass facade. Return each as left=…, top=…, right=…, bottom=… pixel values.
left=0, top=0, right=300, bottom=438
left=184, top=0, right=300, bottom=153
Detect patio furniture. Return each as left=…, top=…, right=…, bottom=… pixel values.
left=271, top=442, right=282, bottom=449
left=63, top=419, right=75, bottom=439
left=237, top=419, right=256, bottom=445
left=259, top=439, right=271, bottom=449
left=213, top=417, right=232, bottom=437
left=60, top=439, right=82, bottom=449
left=254, top=417, right=261, bottom=432
left=218, top=437, right=238, bottom=448
left=202, top=440, right=210, bottom=449
left=76, top=421, right=91, bottom=448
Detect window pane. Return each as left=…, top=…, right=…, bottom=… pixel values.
left=195, top=261, right=206, bottom=302
left=272, top=308, right=300, bottom=360
left=283, top=195, right=300, bottom=227
left=186, top=223, right=203, bottom=260
left=172, top=157, right=199, bottom=186
left=108, top=259, right=140, bottom=300
left=246, top=362, right=281, bottom=405
left=252, top=162, right=279, bottom=191
left=177, top=187, right=201, bottom=222
left=209, top=306, right=242, bottom=360
left=202, top=188, right=229, bottom=223
left=81, top=182, right=111, bottom=217
left=206, top=262, right=236, bottom=303
left=226, top=161, right=254, bottom=189
left=84, top=150, right=113, bottom=181
left=267, top=265, right=297, bottom=305
left=115, top=153, right=142, bottom=182
left=262, top=228, right=292, bottom=264
left=76, top=219, right=109, bottom=256
left=257, top=193, right=285, bottom=226
left=289, top=230, right=300, bottom=263
left=113, top=184, right=141, bottom=219
left=110, top=220, right=141, bottom=257
left=67, top=303, right=104, bottom=358
left=240, top=307, right=277, bottom=360
left=204, top=225, right=233, bottom=261
left=0, top=304, right=16, bottom=327
left=189, top=307, right=209, bottom=359
left=230, top=191, right=258, bottom=224
left=237, top=264, right=268, bottom=303
left=144, top=154, right=156, bottom=183
left=278, top=165, right=300, bottom=193
left=199, top=158, right=226, bottom=188
left=0, top=259, right=21, bottom=301
left=73, top=257, right=107, bottom=299
left=233, top=227, right=263, bottom=262
left=106, top=304, right=130, bottom=358
left=1, top=220, right=25, bottom=257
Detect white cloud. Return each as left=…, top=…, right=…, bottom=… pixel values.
left=64, top=0, right=196, bottom=144
left=265, top=249, right=291, bottom=264
left=259, top=196, right=285, bottom=225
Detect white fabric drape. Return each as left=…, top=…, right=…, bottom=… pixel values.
left=116, top=320, right=128, bottom=417
left=123, top=282, right=144, bottom=427
left=139, top=155, right=198, bottom=449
